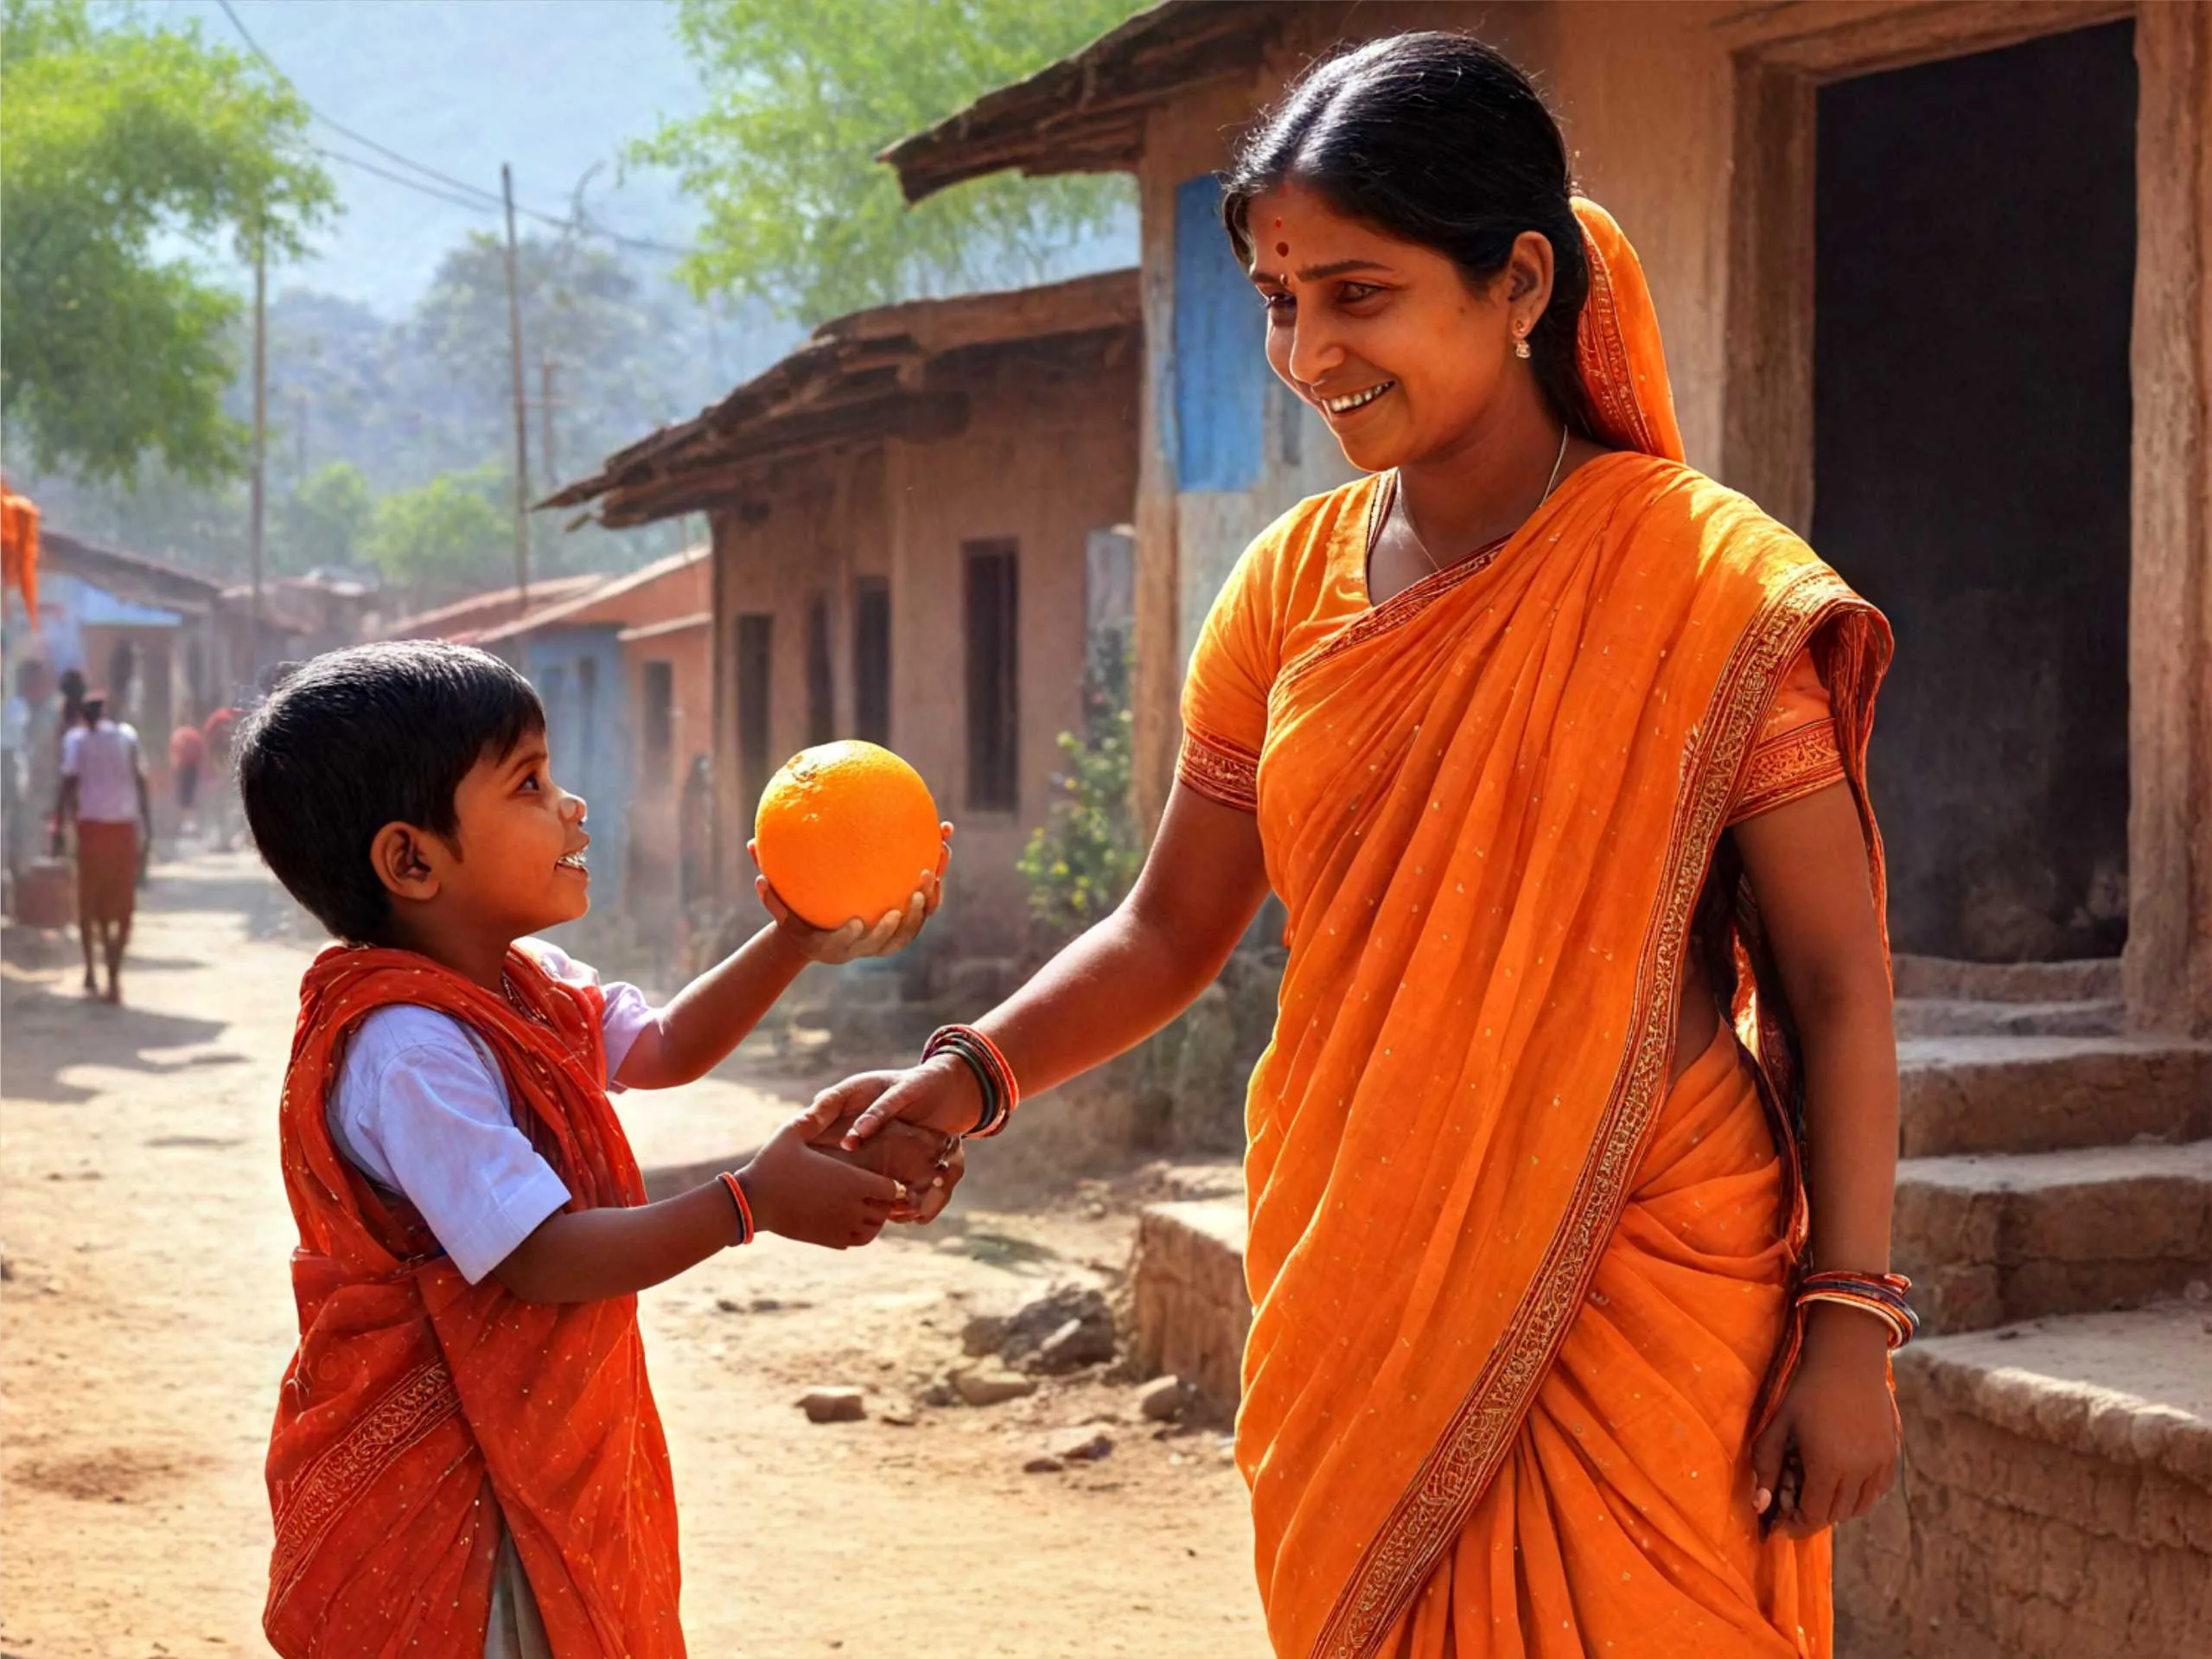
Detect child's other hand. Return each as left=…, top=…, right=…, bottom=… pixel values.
left=737, top=1114, right=902, bottom=1250
left=749, top=825, right=952, bottom=965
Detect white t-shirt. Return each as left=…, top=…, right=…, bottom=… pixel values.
left=60, top=720, right=142, bottom=823
left=326, top=940, right=654, bottom=1285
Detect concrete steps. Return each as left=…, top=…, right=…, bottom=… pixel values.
left=1892, top=1140, right=2212, bottom=1334
left=1892, top=954, right=2124, bottom=1004
left=1893, top=997, right=2125, bottom=1037
left=1837, top=1301, right=2212, bottom=1658
left=1128, top=1196, right=1250, bottom=1409
left=1897, top=1035, right=2212, bottom=1156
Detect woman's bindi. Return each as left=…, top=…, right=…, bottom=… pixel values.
left=1275, top=241, right=1291, bottom=258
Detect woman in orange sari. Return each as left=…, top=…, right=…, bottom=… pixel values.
left=829, top=33, right=1907, bottom=1658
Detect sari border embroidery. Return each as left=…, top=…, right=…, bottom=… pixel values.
left=1313, top=564, right=1865, bottom=1659
left=267, top=1358, right=464, bottom=1612
left=1729, top=719, right=1845, bottom=824
left=1577, top=230, right=1661, bottom=458
left=1278, top=474, right=1525, bottom=700
left=1179, top=724, right=1261, bottom=814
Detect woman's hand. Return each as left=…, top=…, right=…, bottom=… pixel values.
left=897, top=1138, right=964, bottom=1226
left=803, top=1059, right=987, bottom=1150
left=749, top=826, right=952, bottom=965
left=1750, top=1305, right=1900, bottom=1536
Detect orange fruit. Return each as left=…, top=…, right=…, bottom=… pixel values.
left=753, top=741, right=941, bottom=929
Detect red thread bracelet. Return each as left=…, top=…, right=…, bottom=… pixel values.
left=717, top=1171, right=755, bottom=1246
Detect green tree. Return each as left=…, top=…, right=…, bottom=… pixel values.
left=0, top=0, right=335, bottom=483
left=364, top=467, right=512, bottom=604
left=276, top=461, right=375, bottom=573
left=637, top=0, right=1140, bottom=322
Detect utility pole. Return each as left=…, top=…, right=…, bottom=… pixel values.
left=250, top=229, right=268, bottom=682
left=295, top=393, right=308, bottom=486
left=539, top=352, right=558, bottom=487
left=501, top=163, right=532, bottom=607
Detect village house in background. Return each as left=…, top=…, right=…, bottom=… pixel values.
left=473, top=546, right=711, bottom=946
left=547, top=269, right=1142, bottom=978
left=887, top=0, right=2209, bottom=1023
left=883, top=4, right=2212, bottom=1657
left=378, top=572, right=607, bottom=649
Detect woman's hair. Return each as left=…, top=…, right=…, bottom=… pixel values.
left=1221, top=32, right=1595, bottom=436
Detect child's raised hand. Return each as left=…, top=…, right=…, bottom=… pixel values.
left=749, top=826, right=952, bottom=965
left=736, top=1114, right=903, bottom=1250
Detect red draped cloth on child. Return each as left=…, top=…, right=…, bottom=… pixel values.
left=1174, top=201, right=1892, bottom=1657
left=263, top=943, right=683, bottom=1657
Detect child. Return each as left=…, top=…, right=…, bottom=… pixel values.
left=238, top=641, right=953, bottom=1658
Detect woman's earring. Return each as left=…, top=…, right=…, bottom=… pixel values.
left=1513, top=323, right=1533, bottom=361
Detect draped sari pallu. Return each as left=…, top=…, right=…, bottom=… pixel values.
left=264, top=946, right=682, bottom=1657
left=1180, top=202, right=1891, bottom=1658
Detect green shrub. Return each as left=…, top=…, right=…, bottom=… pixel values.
left=1018, top=632, right=1141, bottom=940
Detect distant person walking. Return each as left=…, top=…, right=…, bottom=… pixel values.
left=200, top=705, right=238, bottom=851
left=169, top=721, right=206, bottom=834
left=54, top=691, right=151, bottom=1003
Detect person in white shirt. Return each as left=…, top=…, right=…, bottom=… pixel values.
left=54, top=692, right=150, bottom=1003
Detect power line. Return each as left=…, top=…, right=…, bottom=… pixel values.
left=216, top=0, right=698, bottom=260
left=310, top=145, right=504, bottom=218
left=217, top=0, right=506, bottom=208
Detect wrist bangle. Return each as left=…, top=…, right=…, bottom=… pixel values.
left=1795, top=1269, right=1916, bottom=1350
left=922, top=1024, right=1020, bottom=1138
left=717, top=1170, right=755, bottom=1247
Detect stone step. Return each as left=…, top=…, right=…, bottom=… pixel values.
left=1129, top=1196, right=1249, bottom=1410
left=1892, top=1141, right=2212, bottom=1334
left=1836, top=1301, right=2212, bottom=1658
left=1898, top=1035, right=2212, bottom=1158
left=1892, top=954, right=2124, bottom=1004
left=1894, top=998, right=2125, bottom=1038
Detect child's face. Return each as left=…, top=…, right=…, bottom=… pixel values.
left=437, top=733, right=592, bottom=936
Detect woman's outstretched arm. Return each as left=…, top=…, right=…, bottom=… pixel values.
left=830, top=782, right=1273, bottom=1145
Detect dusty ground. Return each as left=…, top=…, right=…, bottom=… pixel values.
left=1, top=852, right=1269, bottom=1657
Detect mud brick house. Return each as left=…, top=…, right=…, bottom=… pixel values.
left=547, top=271, right=1141, bottom=963
left=379, top=573, right=607, bottom=649
left=474, top=546, right=711, bottom=923
left=6, top=531, right=229, bottom=818
left=886, top=5, right=2212, bottom=1656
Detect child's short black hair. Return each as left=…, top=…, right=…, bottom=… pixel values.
left=239, top=641, right=545, bottom=941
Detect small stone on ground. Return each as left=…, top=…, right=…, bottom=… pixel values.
left=799, top=1388, right=866, bottom=1424
left=1138, top=1375, right=1189, bottom=1421
left=952, top=1365, right=1037, bottom=1407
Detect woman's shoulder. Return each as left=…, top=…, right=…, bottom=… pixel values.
left=1603, top=455, right=1845, bottom=591
left=1219, top=472, right=1384, bottom=616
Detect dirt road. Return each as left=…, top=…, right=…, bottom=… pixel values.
left=1, top=852, right=1270, bottom=1657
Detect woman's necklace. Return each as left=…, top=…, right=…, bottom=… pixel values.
left=1401, top=422, right=1571, bottom=577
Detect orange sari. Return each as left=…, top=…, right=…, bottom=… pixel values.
left=1176, top=203, right=1890, bottom=1657
left=264, top=945, right=683, bottom=1657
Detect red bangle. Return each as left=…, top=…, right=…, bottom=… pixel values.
left=717, top=1171, right=755, bottom=1246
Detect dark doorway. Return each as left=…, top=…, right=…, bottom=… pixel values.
left=734, top=613, right=773, bottom=817
left=1813, top=21, right=2135, bottom=961
left=853, top=576, right=891, bottom=748
left=963, top=540, right=1019, bottom=813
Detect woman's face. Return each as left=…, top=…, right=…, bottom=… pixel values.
left=1245, top=182, right=1551, bottom=474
